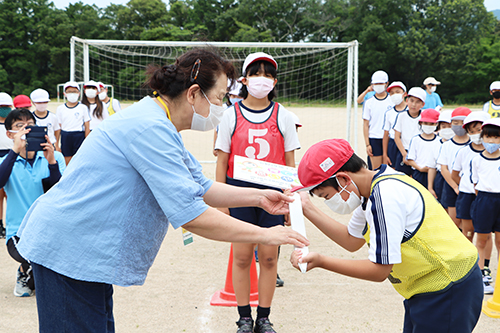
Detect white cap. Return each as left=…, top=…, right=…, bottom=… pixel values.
left=229, top=81, right=243, bottom=96
left=371, top=70, right=388, bottom=84
left=407, top=87, right=427, bottom=103
left=423, top=77, right=441, bottom=85
left=490, top=81, right=500, bottom=91
left=482, top=118, right=500, bottom=129
left=463, top=111, right=491, bottom=129
left=64, top=81, right=80, bottom=91
left=242, top=52, right=277, bottom=75
left=438, top=110, right=452, bottom=123
left=97, top=82, right=105, bottom=90
left=290, top=112, right=302, bottom=127
left=387, top=81, right=406, bottom=92
left=84, top=80, right=100, bottom=90
left=30, top=88, right=50, bottom=103
left=0, top=92, right=13, bottom=106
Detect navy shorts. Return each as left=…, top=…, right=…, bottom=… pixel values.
left=403, top=264, right=482, bottom=333
left=226, top=177, right=284, bottom=228
left=433, top=171, right=445, bottom=208
left=369, top=138, right=383, bottom=156
left=0, top=149, right=9, bottom=157
left=60, top=130, right=85, bottom=157
left=473, top=191, right=500, bottom=233
left=395, top=149, right=413, bottom=176
left=456, top=192, right=476, bottom=220
left=412, top=169, right=428, bottom=188
left=387, top=138, right=400, bottom=167
left=441, top=182, right=457, bottom=208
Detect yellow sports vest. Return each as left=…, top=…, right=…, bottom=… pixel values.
left=107, top=98, right=115, bottom=116
left=366, top=174, right=478, bottom=299
left=487, top=101, right=500, bottom=118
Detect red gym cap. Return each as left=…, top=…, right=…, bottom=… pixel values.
left=293, top=139, right=354, bottom=192
left=13, top=95, right=32, bottom=108
left=420, top=109, right=440, bottom=123
left=242, top=52, right=277, bottom=75
left=451, top=107, right=472, bottom=121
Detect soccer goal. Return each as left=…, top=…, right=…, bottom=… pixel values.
left=68, top=36, right=359, bottom=162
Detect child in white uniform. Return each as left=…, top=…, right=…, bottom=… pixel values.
left=82, top=81, right=106, bottom=131
left=382, top=81, right=407, bottom=167
left=428, top=111, right=452, bottom=203
left=97, top=82, right=121, bottom=115
left=30, top=89, right=61, bottom=152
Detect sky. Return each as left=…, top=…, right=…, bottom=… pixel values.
left=52, top=0, right=500, bottom=11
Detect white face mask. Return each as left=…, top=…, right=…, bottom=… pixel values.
left=35, top=103, right=48, bottom=112
left=390, top=93, right=404, bottom=105
left=85, top=89, right=97, bottom=99
left=190, top=90, right=225, bottom=132
left=324, top=178, right=362, bottom=215
left=246, top=77, right=275, bottom=99
left=66, top=93, right=79, bottom=103
left=98, top=91, right=107, bottom=101
left=469, top=133, right=482, bottom=145
left=430, top=86, right=437, bottom=93
left=373, top=84, right=386, bottom=94
left=439, top=127, right=454, bottom=140
left=421, top=125, right=436, bottom=135
left=8, top=130, right=26, bottom=140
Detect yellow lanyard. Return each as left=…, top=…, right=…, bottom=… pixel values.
left=154, top=91, right=172, bottom=121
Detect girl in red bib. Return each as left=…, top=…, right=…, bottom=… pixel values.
left=215, top=53, right=300, bottom=333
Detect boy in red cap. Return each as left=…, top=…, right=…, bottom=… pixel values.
left=13, top=95, right=32, bottom=110
left=291, top=138, right=482, bottom=333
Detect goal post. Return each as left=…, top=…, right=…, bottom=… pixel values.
left=68, top=36, right=359, bottom=162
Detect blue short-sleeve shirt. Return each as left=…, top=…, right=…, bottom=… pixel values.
left=16, top=97, right=213, bottom=286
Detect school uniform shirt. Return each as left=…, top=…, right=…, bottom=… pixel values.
left=16, top=96, right=213, bottom=287
left=427, top=138, right=446, bottom=171
left=88, top=103, right=109, bottom=131
left=423, top=92, right=443, bottom=110
left=407, top=134, right=442, bottom=169
left=56, top=102, right=90, bottom=132
left=453, top=143, right=483, bottom=194
left=0, top=122, right=13, bottom=150
left=33, top=111, right=60, bottom=144
left=103, top=98, right=122, bottom=115
left=470, top=153, right=500, bottom=193
left=383, top=106, right=407, bottom=139
left=393, top=110, right=421, bottom=150
left=215, top=101, right=300, bottom=155
left=362, top=95, right=394, bottom=139
left=482, top=101, right=500, bottom=118
left=436, top=138, right=470, bottom=172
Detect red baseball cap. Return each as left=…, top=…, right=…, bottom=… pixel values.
left=293, top=139, right=354, bottom=192
left=420, top=108, right=440, bottom=123
left=13, top=95, right=32, bottom=108
left=451, top=107, right=471, bottom=121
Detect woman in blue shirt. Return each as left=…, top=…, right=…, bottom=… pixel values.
left=16, top=49, right=308, bottom=332
left=423, top=77, right=444, bottom=111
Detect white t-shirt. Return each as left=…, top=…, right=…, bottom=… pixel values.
left=453, top=143, right=483, bottom=194
left=347, top=165, right=423, bottom=264
left=103, top=98, right=122, bottom=114
left=56, top=103, right=90, bottom=132
left=393, top=110, right=421, bottom=150
left=0, top=123, right=14, bottom=150
left=215, top=102, right=300, bottom=153
left=471, top=153, right=500, bottom=193
left=88, top=103, right=109, bottom=131
left=482, top=101, right=500, bottom=116
left=362, top=95, right=395, bottom=139
left=33, top=111, right=60, bottom=144
left=436, top=138, right=470, bottom=172
left=427, top=138, right=446, bottom=170
left=383, top=106, right=407, bottom=139
left=407, top=134, right=442, bottom=170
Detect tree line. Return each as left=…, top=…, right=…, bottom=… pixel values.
left=0, top=0, right=499, bottom=104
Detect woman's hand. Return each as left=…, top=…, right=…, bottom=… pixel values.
left=258, top=189, right=294, bottom=215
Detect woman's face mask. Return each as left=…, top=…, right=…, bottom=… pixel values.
left=190, top=90, right=225, bottom=131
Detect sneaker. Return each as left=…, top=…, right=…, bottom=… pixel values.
left=254, top=317, right=276, bottom=333
left=483, top=267, right=493, bottom=282
left=276, top=274, right=284, bottom=287
left=13, top=268, right=34, bottom=297
left=236, top=317, right=254, bottom=333
left=483, top=277, right=494, bottom=294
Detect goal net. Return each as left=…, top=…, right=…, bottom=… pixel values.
left=68, top=37, right=359, bottom=162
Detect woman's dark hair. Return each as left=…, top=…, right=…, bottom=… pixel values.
left=82, top=88, right=104, bottom=119
left=481, top=124, right=500, bottom=138
left=240, top=60, right=277, bottom=101
left=309, top=154, right=367, bottom=195
left=144, top=48, right=236, bottom=100
left=5, top=108, right=36, bottom=130
left=464, top=121, right=482, bottom=133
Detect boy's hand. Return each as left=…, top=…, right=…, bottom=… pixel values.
left=12, top=126, right=30, bottom=154
left=428, top=188, right=437, bottom=199
left=419, top=166, right=429, bottom=173
left=290, top=249, right=320, bottom=272
left=41, top=135, right=56, bottom=165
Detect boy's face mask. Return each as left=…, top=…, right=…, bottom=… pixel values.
left=0, top=106, right=11, bottom=118
left=324, top=177, right=362, bottom=215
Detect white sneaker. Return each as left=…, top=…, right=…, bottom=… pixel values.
left=13, top=268, right=34, bottom=297
left=483, top=277, right=494, bottom=294
left=483, top=267, right=493, bottom=282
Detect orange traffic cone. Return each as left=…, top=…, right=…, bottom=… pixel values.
left=483, top=255, right=500, bottom=317
left=210, top=244, right=259, bottom=306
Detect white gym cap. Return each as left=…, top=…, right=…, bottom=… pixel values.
left=462, top=111, right=490, bottom=129
left=30, top=88, right=50, bottom=103
left=0, top=92, right=13, bottom=106
left=371, top=70, right=388, bottom=84
left=407, top=87, right=427, bottom=103
left=482, top=118, right=500, bottom=129
left=423, top=77, right=441, bottom=85
left=242, top=52, right=277, bottom=75
left=84, top=80, right=100, bottom=90
left=64, top=81, right=80, bottom=91
left=438, top=110, right=452, bottom=123
left=387, top=81, right=407, bottom=92
left=490, top=81, right=500, bottom=91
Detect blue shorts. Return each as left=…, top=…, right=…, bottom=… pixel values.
left=403, top=264, right=483, bottom=333
left=456, top=192, right=476, bottom=220
left=226, top=177, right=284, bottom=228
left=395, top=150, right=412, bottom=176
left=387, top=138, right=400, bottom=168
left=412, top=169, right=428, bottom=188
left=369, top=138, right=383, bottom=156
left=473, top=191, right=500, bottom=233
left=60, top=130, right=85, bottom=157
left=0, top=149, right=9, bottom=157
left=441, top=182, right=457, bottom=208
left=433, top=171, right=445, bottom=208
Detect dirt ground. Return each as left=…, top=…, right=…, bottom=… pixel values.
left=0, top=103, right=499, bottom=332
